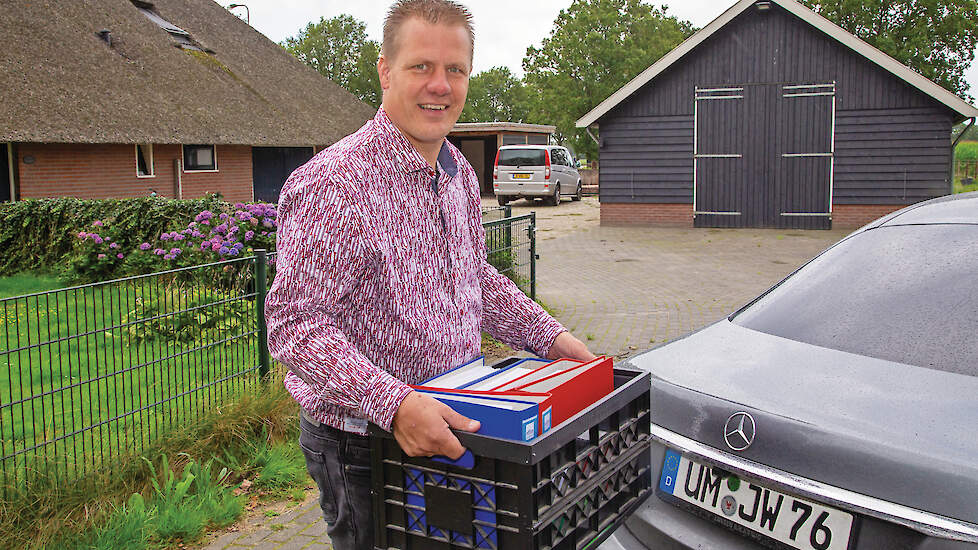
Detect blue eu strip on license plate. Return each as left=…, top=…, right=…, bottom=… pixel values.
left=659, top=449, right=855, bottom=550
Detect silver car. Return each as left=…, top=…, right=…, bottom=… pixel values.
left=492, top=145, right=583, bottom=206
left=606, top=192, right=978, bottom=550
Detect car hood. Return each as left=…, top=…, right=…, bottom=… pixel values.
left=626, top=320, right=978, bottom=524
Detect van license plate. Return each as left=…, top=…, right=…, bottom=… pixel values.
left=659, top=450, right=854, bottom=550
left=513, top=173, right=531, bottom=180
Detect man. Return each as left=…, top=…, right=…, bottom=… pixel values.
left=265, top=1, right=594, bottom=548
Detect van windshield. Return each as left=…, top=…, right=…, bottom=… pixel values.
left=498, top=149, right=546, bottom=167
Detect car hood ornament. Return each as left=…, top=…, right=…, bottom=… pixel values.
left=724, top=412, right=755, bottom=451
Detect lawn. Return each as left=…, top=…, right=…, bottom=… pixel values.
left=953, top=141, right=978, bottom=193
left=0, top=270, right=263, bottom=493
left=955, top=140, right=978, bottom=161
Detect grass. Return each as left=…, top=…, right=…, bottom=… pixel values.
left=0, top=374, right=304, bottom=549
left=0, top=271, right=63, bottom=298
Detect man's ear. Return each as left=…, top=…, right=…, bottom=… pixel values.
left=377, top=54, right=391, bottom=91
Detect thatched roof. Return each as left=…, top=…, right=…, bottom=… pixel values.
left=0, top=0, right=377, bottom=146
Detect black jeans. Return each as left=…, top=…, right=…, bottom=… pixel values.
left=298, top=415, right=374, bottom=550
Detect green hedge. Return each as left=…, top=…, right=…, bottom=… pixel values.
left=0, top=196, right=228, bottom=276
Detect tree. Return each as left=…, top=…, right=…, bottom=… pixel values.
left=522, top=0, right=695, bottom=158
left=800, top=0, right=978, bottom=99
left=459, top=67, right=530, bottom=123
left=282, top=14, right=381, bottom=107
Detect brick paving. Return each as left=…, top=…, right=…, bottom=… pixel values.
left=197, top=197, right=846, bottom=549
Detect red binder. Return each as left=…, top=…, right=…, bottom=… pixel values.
left=489, top=356, right=614, bottom=425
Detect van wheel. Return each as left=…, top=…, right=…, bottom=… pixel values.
left=548, top=184, right=560, bottom=206
left=573, top=182, right=583, bottom=201
left=497, top=196, right=509, bottom=206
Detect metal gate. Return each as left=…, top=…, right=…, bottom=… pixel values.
left=693, top=83, right=836, bottom=229
left=777, top=83, right=835, bottom=229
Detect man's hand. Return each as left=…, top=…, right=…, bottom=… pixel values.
left=391, top=391, right=481, bottom=459
left=547, top=331, right=597, bottom=361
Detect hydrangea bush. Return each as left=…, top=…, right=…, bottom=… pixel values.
left=66, top=202, right=278, bottom=284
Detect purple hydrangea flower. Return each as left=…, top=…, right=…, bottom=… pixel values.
left=173, top=234, right=185, bottom=241
left=214, top=223, right=228, bottom=235
left=97, top=253, right=106, bottom=259
left=163, top=254, right=174, bottom=260
left=154, top=248, right=165, bottom=255
left=219, top=213, right=228, bottom=221
left=109, top=242, right=118, bottom=249
left=227, top=248, right=239, bottom=256
left=191, top=230, right=203, bottom=238
left=211, top=243, right=221, bottom=252
left=160, top=233, right=172, bottom=241
left=92, top=235, right=104, bottom=244
left=261, top=231, right=268, bottom=236
left=195, top=210, right=213, bottom=223
left=77, top=231, right=87, bottom=239
left=92, top=220, right=104, bottom=227
left=200, top=242, right=210, bottom=250
left=116, top=253, right=124, bottom=259
left=219, top=246, right=230, bottom=255
left=170, top=248, right=181, bottom=255
left=139, top=242, right=151, bottom=250
left=244, top=230, right=255, bottom=241
left=234, top=203, right=245, bottom=209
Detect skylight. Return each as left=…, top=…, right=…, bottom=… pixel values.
left=132, top=1, right=202, bottom=51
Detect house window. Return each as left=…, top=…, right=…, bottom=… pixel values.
left=136, top=144, right=154, bottom=177
left=183, top=144, right=217, bottom=172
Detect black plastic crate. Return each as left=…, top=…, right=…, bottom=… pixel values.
left=370, top=365, right=652, bottom=550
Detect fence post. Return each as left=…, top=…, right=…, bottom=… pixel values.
left=529, top=212, right=536, bottom=301
left=255, top=249, right=271, bottom=380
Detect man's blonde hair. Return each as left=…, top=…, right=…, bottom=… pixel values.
left=382, top=0, right=475, bottom=62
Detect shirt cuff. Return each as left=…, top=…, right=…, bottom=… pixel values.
left=525, top=312, right=566, bottom=358
left=360, top=369, right=414, bottom=431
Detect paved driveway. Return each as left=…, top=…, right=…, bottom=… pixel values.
left=492, top=197, right=848, bottom=359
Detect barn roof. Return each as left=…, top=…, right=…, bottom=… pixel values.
left=0, top=0, right=377, bottom=146
left=577, top=0, right=978, bottom=128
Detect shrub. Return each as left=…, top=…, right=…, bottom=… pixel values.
left=0, top=196, right=228, bottom=277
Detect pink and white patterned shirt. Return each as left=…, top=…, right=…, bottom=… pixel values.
left=265, top=108, right=565, bottom=435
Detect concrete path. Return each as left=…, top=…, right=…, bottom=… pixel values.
left=196, top=197, right=847, bottom=549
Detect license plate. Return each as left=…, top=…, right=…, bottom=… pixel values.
left=659, top=450, right=854, bottom=550
left=513, top=173, right=531, bottom=180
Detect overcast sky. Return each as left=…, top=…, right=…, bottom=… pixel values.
left=222, top=0, right=978, bottom=98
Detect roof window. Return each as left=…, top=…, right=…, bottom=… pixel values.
left=131, top=0, right=204, bottom=51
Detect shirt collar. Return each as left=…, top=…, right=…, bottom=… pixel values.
left=373, top=107, right=458, bottom=178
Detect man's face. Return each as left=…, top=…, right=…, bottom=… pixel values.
left=378, top=17, right=471, bottom=156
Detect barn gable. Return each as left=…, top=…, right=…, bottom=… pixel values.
left=578, top=0, right=978, bottom=229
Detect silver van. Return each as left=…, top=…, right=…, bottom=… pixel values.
left=492, top=145, right=583, bottom=206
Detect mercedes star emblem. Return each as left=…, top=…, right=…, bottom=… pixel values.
left=724, top=412, right=756, bottom=451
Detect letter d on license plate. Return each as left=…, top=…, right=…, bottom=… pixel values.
left=659, top=450, right=855, bottom=550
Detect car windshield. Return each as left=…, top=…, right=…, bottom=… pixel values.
left=731, top=224, right=978, bottom=376
left=498, top=149, right=545, bottom=166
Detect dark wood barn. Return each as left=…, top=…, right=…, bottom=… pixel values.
left=577, top=0, right=978, bottom=229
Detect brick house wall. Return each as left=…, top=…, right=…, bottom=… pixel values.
left=16, top=143, right=254, bottom=203
left=600, top=202, right=907, bottom=229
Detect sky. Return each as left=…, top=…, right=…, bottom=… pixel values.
left=222, top=0, right=978, bottom=98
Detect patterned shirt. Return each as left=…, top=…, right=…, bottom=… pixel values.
left=265, top=108, right=565, bottom=435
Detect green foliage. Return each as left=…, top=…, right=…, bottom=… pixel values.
left=800, top=0, right=978, bottom=99
left=955, top=140, right=978, bottom=161
left=125, top=286, right=252, bottom=345
left=460, top=66, right=530, bottom=123
left=282, top=14, right=381, bottom=107
left=217, top=432, right=307, bottom=493
left=522, top=0, right=695, bottom=158
left=0, top=195, right=226, bottom=277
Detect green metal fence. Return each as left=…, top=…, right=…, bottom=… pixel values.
left=483, top=213, right=536, bottom=300
left=0, top=214, right=535, bottom=496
